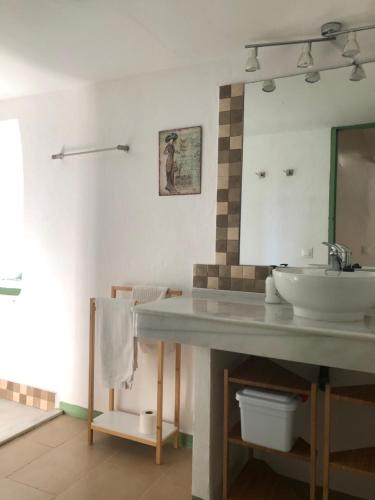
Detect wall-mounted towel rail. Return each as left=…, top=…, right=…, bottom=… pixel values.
left=51, top=144, right=130, bottom=160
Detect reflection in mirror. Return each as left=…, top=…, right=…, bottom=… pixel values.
left=240, top=65, right=375, bottom=266
left=335, top=125, right=375, bottom=267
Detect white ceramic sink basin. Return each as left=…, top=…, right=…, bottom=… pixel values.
left=273, top=267, right=375, bottom=322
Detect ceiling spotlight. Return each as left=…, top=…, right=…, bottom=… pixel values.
left=343, top=32, right=360, bottom=58
left=297, top=42, right=314, bottom=68
left=262, top=79, right=276, bottom=93
left=305, top=71, right=320, bottom=84
left=350, top=63, right=366, bottom=81
left=245, top=47, right=260, bottom=72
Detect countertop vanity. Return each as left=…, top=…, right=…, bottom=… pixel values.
left=135, top=290, right=375, bottom=500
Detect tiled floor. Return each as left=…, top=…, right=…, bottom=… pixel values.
left=0, top=415, right=192, bottom=500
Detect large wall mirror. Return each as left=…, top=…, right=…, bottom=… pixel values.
left=240, top=64, right=375, bottom=267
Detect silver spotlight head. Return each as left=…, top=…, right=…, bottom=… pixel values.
left=343, top=32, right=360, bottom=58
left=305, top=71, right=320, bottom=84
left=262, top=79, right=276, bottom=93
left=245, top=47, right=260, bottom=72
left=350, top=64, right=366, bottom=81
left=297, top=42, right=314, bottom=68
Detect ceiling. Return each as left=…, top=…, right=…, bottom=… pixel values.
left=0, top=0, right=375, bottom=99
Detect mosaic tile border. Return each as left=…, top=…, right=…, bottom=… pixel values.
left=0, top=379, right=56, bottom=411
left=193, top=264, right=269, bottom=292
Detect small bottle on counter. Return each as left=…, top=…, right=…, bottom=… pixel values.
left=265, top=266, right=282, bottom=304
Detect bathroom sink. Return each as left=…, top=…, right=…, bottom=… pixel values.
left=273, top=267, right=375, bottom=322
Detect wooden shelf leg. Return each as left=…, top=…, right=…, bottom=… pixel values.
left=87, top=298, right=95, bottom=445
left=310, top=383, right=318, bottom=500
left=323, top=384, right=332, bottom=500
left=223, top=369, right=229, bottom=500
left=156, top=341, right=165, bottom=465
left=174, top=343, right=181, bottom=449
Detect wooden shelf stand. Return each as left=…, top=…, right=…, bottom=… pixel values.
left=87, top=285, right=182, bottom=465
left=323, top=384, right=375, bottom=499
left=223, top=356, right=318, bottom=500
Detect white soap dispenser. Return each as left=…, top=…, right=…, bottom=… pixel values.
left=265, top=266, right=281, bottom=304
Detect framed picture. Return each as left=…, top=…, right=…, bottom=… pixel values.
left=159, top=126, right=202, bottom=196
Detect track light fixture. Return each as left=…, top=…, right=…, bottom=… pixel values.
left=297, top=42, right=314, bottom=68
left=245, top=47, right=260, bottom=72
left=350, top=64, right=366, bottom=81
left=343, top=32, right=360, bottom=58
left=305, top=71, right=320, bottom=84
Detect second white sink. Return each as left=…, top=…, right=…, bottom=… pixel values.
left=273, top=267, right=375, bottom=322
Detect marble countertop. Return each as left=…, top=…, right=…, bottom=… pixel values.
left=135, top=289, right=375, bottom=374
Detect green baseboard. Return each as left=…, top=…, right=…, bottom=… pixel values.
left=59, top=401, right=193, bottom=449
left=192, top=496, right=204, bottom=500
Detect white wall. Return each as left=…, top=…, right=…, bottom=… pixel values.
left=0, top=58, right=245, bottom=433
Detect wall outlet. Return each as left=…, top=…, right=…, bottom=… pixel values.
left=301, top=248, right=314, bottom=258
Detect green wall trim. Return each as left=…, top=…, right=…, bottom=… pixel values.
left=192, top=496, right=204, bottom=500
left=59, top=401, right=193, bottom=449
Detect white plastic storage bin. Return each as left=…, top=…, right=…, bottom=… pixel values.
left=236, top=387, right=299, bottom=452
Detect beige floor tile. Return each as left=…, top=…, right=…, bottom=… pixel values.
left=9, top=431, right=118, bottom=495
left=24, top=415, right=86, bottom=447
left=0, top=436, right=50, bottom=478
left=55, top=461, right=156, bottom=500
left=161, top=445, right=192, bottom=490
left=138, top=474, right=191, bottom=500
left=0, top=478, right=53, bottom=500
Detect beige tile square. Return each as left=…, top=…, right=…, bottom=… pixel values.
left=216, top=202, right=228, bottom=215
left=217, top=176, right=229, bottom=189
left=219, top=97, right=231, bottom=112
left=20, top=384, right=28, bottom=395
left=230, top=135, right=242, bottom=150
left=40, top=399, right=48, bottom=411
left=25, top=415, right=86, bottom=447
left=227, top=227, right=239, bottom=241
left=0, top=479, right=53, bottom=500
left=219, top=124, right=230, bottom=138
left=231, top=266, right=243, bottom=279
left=243, top=266, right=256, bottom=279
left=26, top=396, right=33, bottom=407
left=231, top=83, right=244, bottom=97
left=0, top=437, right=50, bottom=478
left=0, top=380, right=7, bottom=390
left=207, top=277, right=219, bottom=289
left=216, top=252, right=227, bottom=265
left=12, top=392, right=20, bottom=403
left=218, top=163, right=229, bottom=178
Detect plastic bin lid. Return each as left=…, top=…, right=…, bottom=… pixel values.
left=237, top=387, right=298, bottom=404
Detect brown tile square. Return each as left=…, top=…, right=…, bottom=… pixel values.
left=243, top=266, right=256, bottom=279
left=207, top=265, right=219, bottom=277
left=219, top=265, right=231, bottom=278
left=27, top=386, right=33, bottom=396
left=34, top=388, right=42, bottom=399
left=227, top=253, right=239, bottom=265
left=231, top=278, right=243, bottom=291
left=216, top=227, right=227, bottom=240
left=219, top=111, right=230, bottom=125
left=228, top=214, right=240, bottom=227
left=228, top=188, right=241, bottom=202
left=193, top=276, right=208, bottom=289
left=230, top=123, right=243, bottom=136
left=227, top=240, right=239, bottom=253
left=218, top=277, right=231, bottom=290
left=230, top=109, right=243, bottom=124
left=47, top=392, right=55, bottom=402
left=218, top=137, right=230, bottom=151
left=231, top=96, right=244, bottom=110
left=243, top=279, right=256, bottom=292
left=7, top=381, right=14, bottom=391
left=216, top=240, right=227, bottom=253
left=218, top=150, right=229, bottom=164
left=20, top=394, right=27, bottom=405
left=228, top=201, right=241, bottom=215
left=13, top=383, right=20, bottom=393
left=217, top=189, right=228, bottom=202
left=229, top=162, right=242, bottom=177
left=255, top=266, right=270, bottom=280
left=254, top=280, right=266, bottom=293
left=220, top=85, right=232, bottom=99
left=228, top=175, right=241, bottom=189
left=194, top=264, right=208, bottom=277
left=229, top=149, right=242, bottom=163
left=216, top=214, right=228, bottom=228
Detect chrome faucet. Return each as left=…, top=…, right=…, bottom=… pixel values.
left=322, top=242, right=353, bottom=271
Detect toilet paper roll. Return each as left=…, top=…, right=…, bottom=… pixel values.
left=139, top=410, right=156, bottom=435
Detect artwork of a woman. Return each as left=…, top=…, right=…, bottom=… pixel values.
left=164, top=132, right=179, bottom=193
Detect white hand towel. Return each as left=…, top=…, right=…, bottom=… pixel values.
left=95, top=298, right=137, bottom=389
left=131, top=286, right=168, bottom=304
